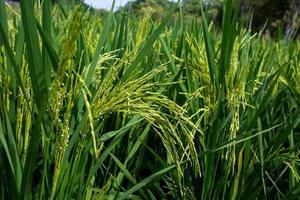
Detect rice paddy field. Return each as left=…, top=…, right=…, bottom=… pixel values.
left=0, top=0, right=299, bottom=199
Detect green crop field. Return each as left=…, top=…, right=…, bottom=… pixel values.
left=0, top=0, right=299, bottom=199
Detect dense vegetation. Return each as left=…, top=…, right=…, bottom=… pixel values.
left=125, top=0, right=300, bottom=37
left=0, top=0, right=299, bottom=199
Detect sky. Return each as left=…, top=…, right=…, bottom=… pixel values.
left=84, top=0, right=178, bottom=10
left=84, top=0, right=133, bottom=10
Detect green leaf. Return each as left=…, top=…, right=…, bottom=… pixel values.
left=118, top=165, right=176, bottom=200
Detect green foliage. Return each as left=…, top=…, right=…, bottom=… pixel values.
left=240, top=0, right=300, bottom=37
left=125, top=0, right=177, bottom=19
left=125, top=0, right=299, bottom=37
left=0, top=0, right=299, bottom=199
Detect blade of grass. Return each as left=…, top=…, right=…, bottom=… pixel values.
left=0, top=0, right=8, bottom=45
left=19, top=0, right=49, bottom=196
left=199, top=0, right=218, bottom=92
left=118, top=164, right=176, bottom=200
left=42, top=0, right=52, bottom=87
left=84, top=0, right=116, bottom=88
left=120, top=0, right=180, bottom=81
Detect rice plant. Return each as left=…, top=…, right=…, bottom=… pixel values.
left=0, top=0, right=299, bottom=199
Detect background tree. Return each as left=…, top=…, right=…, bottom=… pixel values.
left=240, top=0, right=299, bottom=37
left=125, top=0, right=176, bottom=19
left=182, top=0, right=299, bottom=36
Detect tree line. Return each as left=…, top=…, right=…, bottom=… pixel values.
left=7, top=0, right=300, bottom=37
left=125, top=0, right=299, bottom=37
